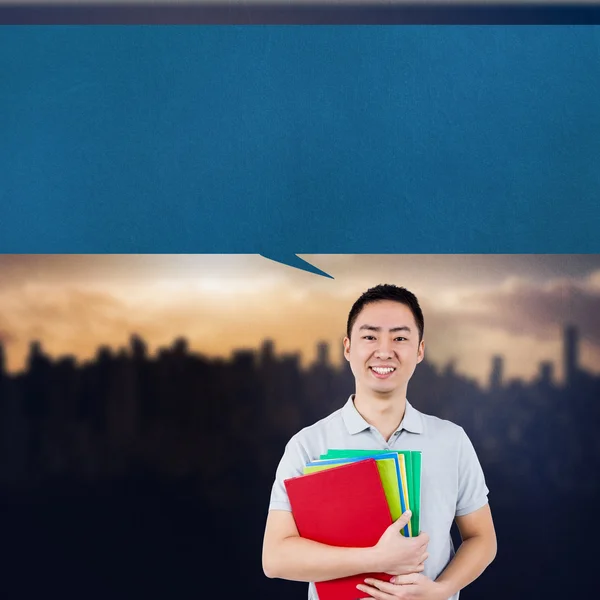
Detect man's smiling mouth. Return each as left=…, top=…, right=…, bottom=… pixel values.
left=370, top=366, right=396, bottom=376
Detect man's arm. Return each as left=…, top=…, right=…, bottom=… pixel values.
left=262, top=509, right=428, bottom=582
left=358, top=504, right=496, bottom=600
left=433, top=503, right=497, bottom=598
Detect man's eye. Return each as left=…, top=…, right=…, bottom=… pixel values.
left=363, top=336, right=376, bottom=341
left=395, top=337, right=407, bottom=342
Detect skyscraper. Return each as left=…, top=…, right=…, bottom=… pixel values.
left=538, top=361, right=554, bottom=387
left=316, top=341, right=330, bottom=367
left=489, top=355, right=504, bottom=391
left=564, top=324, right=579, bottom=386
left=260, top=339, right=275, bottom=368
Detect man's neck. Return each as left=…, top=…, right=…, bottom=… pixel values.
left=353, top=390, right=407, bottom=442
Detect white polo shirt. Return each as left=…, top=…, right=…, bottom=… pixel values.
left=268, top=396, right=490, bottom=600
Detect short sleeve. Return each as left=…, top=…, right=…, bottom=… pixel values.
left=455, top=427, right=489, bottom=517
left=268, top=434, right=312, bottom=512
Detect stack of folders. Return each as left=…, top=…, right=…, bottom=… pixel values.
left=283, top=449, right=422, bottom=600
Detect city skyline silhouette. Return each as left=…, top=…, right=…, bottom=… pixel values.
left=0, top=321, right=598, bottom=490
left=1, top=319, right=599, bottom=599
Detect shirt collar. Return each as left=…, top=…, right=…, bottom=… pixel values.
left=341, top=395, right=424, bottom=435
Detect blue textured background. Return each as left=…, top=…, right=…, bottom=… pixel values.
left=2, top=26, right=600, bottom=271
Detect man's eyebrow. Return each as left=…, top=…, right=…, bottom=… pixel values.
left=358, top=325, right=412, bottom=333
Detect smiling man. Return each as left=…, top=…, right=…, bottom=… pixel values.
left=262, top=284, right=497, bottom=600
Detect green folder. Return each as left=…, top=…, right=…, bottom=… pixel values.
left=304, top=454, right=410, bottom=536
left=322, top=449, right=422, bottom=535
left=411, top=451, right=422, bottom=535
left=394, top=450, right=421, bottom=537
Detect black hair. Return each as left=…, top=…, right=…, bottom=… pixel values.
left=346, top=284, right=424, bottom=342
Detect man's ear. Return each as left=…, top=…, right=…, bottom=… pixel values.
left=343, top=337, right=351, bottom=362
left=416, top=339, right=425, bottom=364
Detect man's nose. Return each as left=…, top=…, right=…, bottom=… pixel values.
left=375, top=341, right=393, bottom=359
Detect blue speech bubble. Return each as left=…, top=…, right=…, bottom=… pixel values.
left=2, top=27, right=600, bottom=278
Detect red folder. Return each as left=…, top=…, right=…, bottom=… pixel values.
left=284, top=458, right=393, bottom=600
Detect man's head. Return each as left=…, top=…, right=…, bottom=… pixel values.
left=346, top=284, right=424, bottom=343
left=343, top=284, right=425, bottom=399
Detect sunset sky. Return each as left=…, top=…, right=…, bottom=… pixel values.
left=1, top=254, right=599, bottom=386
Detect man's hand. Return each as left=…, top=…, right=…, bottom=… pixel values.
left=356, top=573, right=449, bottom=600
left=372, top=511, right=430, bottom=576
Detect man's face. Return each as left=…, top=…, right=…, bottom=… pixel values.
left=343, top=300, right=425, bottom=397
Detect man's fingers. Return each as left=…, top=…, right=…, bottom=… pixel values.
left=408, top=535, right=427, bottom=553
left=416, top=531, right=430, bottom=545
left=357, top=581, right=396, bottom=600
left=393, top=510, right=412, bottom=531
left=421, top=552, right=429, bottom=562
left=363, top=577, right=406, bottom=595
left=391, top=572, right=421, bottom=585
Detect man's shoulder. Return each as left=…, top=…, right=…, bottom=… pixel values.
left=413, top=405, right=466, bottom=440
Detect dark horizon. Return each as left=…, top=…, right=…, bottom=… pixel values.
left=0, top=317, right=592, bottom=386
